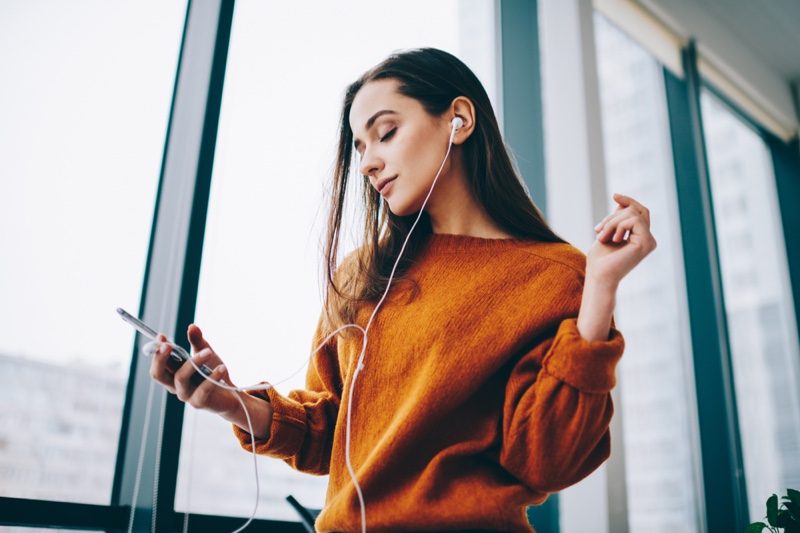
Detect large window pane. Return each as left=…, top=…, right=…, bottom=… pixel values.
left=175, top=0, right=498, bottom=521
left=0, top=1, right=185, bottom=505
left=701, top=90, right=800, bottom=521
left=594, top=14, right=703, bottom=533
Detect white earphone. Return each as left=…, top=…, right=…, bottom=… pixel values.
left=140, top=111, right=470, bottom=533
left=450, top=117, right=463, bottom=144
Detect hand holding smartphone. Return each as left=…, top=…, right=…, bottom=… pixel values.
left=117, top=307, right=212, bottom=376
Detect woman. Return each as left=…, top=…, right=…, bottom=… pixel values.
left=150, top=48, right=656, bottom=532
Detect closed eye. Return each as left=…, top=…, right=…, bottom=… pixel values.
left=380, top=128, right=396, bottom=142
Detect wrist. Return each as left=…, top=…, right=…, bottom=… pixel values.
left=577, top=272, right=618, bottom=342
left=227, top=392, right=274, bottom=440
left=584, top=267, right=620, bottom=294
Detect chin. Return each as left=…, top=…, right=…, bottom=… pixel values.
left=385, top=198, right=422, bottom=218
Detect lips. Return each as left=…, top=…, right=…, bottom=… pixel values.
left=375, top=176, right=397, bottom=194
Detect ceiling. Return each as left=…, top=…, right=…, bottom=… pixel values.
left=641, top=0, right=800, bottom=83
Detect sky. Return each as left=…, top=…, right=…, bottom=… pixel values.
left=0, top=1, right=186, bottom=373
left=0, top=0, right=498, bottom=392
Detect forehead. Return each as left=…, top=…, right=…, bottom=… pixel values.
left=349, top=79, right=419, bottom=134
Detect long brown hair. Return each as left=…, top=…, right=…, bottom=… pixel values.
left=324, top=48, right=565, bottom=333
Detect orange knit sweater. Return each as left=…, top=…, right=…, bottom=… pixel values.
left=234, top=234, right=624, bottom=532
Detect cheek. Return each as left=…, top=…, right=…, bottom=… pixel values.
left=407, top=131, right=444, bottom=169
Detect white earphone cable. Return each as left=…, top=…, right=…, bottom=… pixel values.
left=150, top=119, right=460, bottom=533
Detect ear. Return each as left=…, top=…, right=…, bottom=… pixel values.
left=449, top=96, right=476, bottom=145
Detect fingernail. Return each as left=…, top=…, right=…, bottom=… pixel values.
left=594, top=223, right=603, bottom=231
left=194, top=349, right=211, bottom=360
left=217, top=364, right=226, bottom=375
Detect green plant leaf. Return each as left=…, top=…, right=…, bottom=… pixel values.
left=744, top=522, right=767, bottom=533
left=786, top=501, right=800, bottom=522
left=768, top=494, right=779, bottom=527
left=788, top=489, right=800, bottom=509
left=779, top=509, right=798, bottom=527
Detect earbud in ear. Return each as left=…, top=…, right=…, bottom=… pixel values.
left=452, top=117, right=464, bottom=130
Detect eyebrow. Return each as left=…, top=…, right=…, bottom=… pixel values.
left=353, top=109, right=397, bottom=151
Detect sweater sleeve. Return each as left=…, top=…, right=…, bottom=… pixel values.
left=499, top=274, right=625, bottom=494
left=232, top=319, right=343, bottom=475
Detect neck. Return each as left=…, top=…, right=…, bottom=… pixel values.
left=425, top=162, right=511, bottom=239
left=429, top=201, right=510, bottom=238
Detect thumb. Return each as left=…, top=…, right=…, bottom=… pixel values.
left=187, top=324, right=212, bottom=354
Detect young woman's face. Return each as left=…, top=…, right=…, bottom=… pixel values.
left=349, top=79, right=455, bottom=217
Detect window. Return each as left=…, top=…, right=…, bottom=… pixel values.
left=0, top=1, right=186, bottom=505
left=594, top=14, right=703, bottom=533
left=701, top=90, right=800, bottom=520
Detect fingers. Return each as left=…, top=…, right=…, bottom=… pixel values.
left=596, top=194, right=650, bottom=223
left=173, top=347, right=211, bottom=398
left=611, top=216, right=636, bottom=243
left=187, top=324, right=211, bottom=355
left=600, top=211, right=658, bottom=255
left=596, top=210, right=634, bottom=243
left=172, top=346, right=233, bottom=405
left=612, top=193, right=650, bottom=224
left=595, top=193, right=652, bottom=243
left=183, top=362, right=231, bottom=410
left=148, top=325, right=235, bottom=412
left=149, top=334, right=178, bottom=394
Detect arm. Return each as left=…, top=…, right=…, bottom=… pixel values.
left=577, top=193, right=657, bottom=342
left=149, top=321, right=341, bottom=474
left=232, top=320, right=343, bottom=475
left=500, top=277, right=624, bottom=493
left=500, top=194, right=654, bottom=491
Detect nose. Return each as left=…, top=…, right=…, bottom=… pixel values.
left=359, top=147, right=383, bottom=179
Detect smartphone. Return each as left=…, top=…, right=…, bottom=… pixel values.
left=117, top=307, right=212, bottom=376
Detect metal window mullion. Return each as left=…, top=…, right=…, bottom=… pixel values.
left=112, top=1, right=235, bottom=532
left=498, top=2, right=559, bottom=531
left=500, top=0, right=547, bottom=213
left=662, top=42, right=749, bottom=532
left=768, top=136, right=800, bottom=340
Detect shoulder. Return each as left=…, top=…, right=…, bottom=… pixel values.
left=502, top=241, right=588, bottom=322
left=509, top=240, right=587, bottom=279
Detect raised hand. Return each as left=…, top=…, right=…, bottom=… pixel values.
left=587, top=193, right=657, bottom=288
left=576, top=194, right=657, bottom=342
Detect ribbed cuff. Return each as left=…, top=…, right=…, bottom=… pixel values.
left=232, top=386, right=308, bottom=459
left=542, top=318, right=625, bottom=394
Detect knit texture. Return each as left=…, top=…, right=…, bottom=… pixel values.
left=234, top=234, right=625, bottom=532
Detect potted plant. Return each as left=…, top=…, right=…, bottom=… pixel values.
left=746, top=489, right=800, bottom=532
